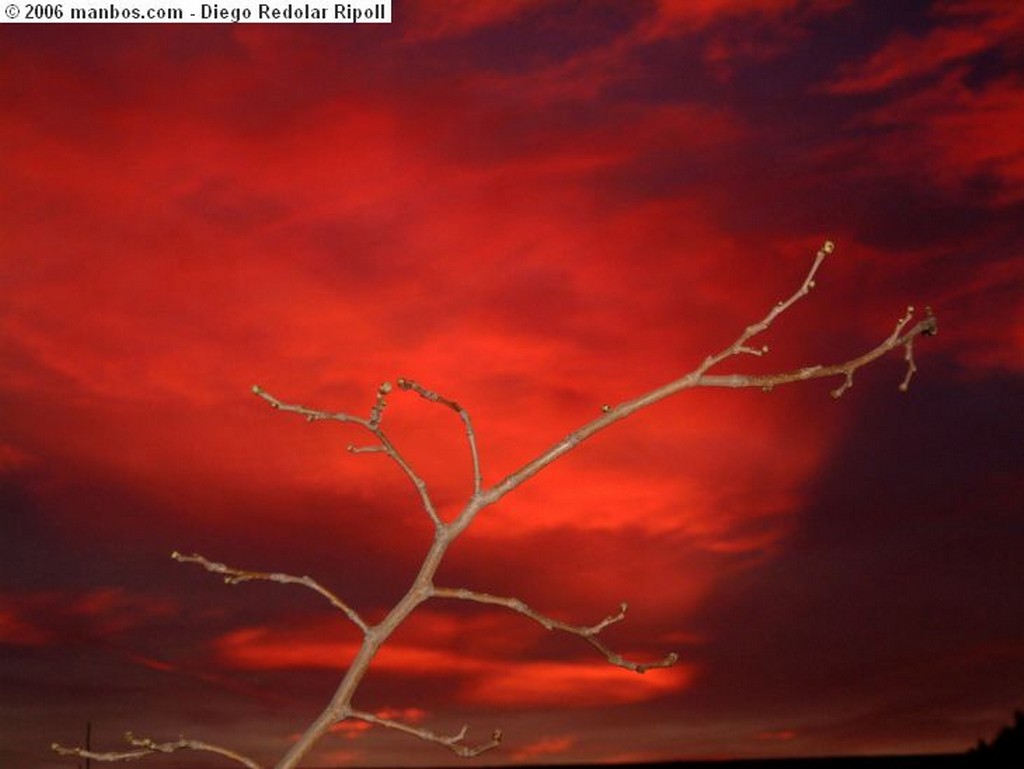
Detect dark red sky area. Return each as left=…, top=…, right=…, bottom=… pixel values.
left=2, top=3, right=1023, bottom=767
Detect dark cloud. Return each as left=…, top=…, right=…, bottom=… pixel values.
left=687, top=369, right=1024, bottom=752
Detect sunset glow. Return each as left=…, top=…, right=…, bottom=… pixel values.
left=2, top=3, right=1023, bottom=767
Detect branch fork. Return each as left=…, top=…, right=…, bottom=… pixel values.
left=431, top=588, right=677, bottom=673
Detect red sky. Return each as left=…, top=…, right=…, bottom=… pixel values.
left=2, top=3, right=1023, bottom=767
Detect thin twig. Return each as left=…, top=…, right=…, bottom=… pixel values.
left=481, top=242, right=937, bottom=507
left=53, top=733, right=263, bottom=769
left=346, top=709, right=502, bottom=758
left=398, top=377, right=484, bottom=496
left=253, top=384, right=443, bottom=528
left=696, top=306, right=937, bottom=397
left=699, top=239, right=834, bottom=374
left=171, top=552, right=369, bottom=633
left=431, top=588, right=678, bottom=673
left=252, top=385, right=368, bottom=427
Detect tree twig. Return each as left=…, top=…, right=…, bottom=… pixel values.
left=346, top=709, right=502, bottom=758
left=696, top=305, right=937, bottom=397
left=253, top=383, right=444, bottom=528
left=52, top=733, right=263, bottom=769
left=171, top=551, right=369, bottom=634
left=480, top=242, right=937, bottom=507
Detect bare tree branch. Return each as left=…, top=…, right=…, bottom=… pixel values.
left=252, top=385, right=368, bottom=427
left=697, top=305, right=937, bottom=397
left=53, top=733, right=263, bottom=769
left=481, top=242, right=938, bottom=507
left=346, top=709, right=502, bottom=758
left=397, top=377, right=484, bottom=496
left=432, top=588, right=678, bottom=673
left=56, top=240, right=937, bottom=769
left=171, top=551, right=369, bottom=634
left=254, top=383, right=444, bottom=528
left=703, top=239, right=836, bottom=371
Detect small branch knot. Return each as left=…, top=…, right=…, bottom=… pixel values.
left=922, top=306, right=938, bottom=336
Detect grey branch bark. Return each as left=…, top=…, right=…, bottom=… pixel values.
left=55, top=241, right=936, bottom=769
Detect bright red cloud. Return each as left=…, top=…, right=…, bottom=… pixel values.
left=0, top=24, right=844, bottom=575
left=213, top=613, right=694, bottom=708
left=460, top=659, right=694, bottom=708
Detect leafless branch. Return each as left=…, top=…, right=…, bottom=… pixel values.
left=432, top=588, right=678, bottom=673
left=397, top=377, right=483, bottom=495
left=56, top=240, right=937, bottom=769
left=252, top=385, right=368, bottom=427
left=346, top=709, right=502, bottom=758
left=704, top=239, right=835, bottom=371
left=171, top=551, right=368, bottom=634
left=347, top=443, right=389, bottom=454
left=697, top=304, right=937, bottom=397
left=52, top=733, right=262, bottom=769
left=900, top=337, right=920, bottom=392
left=482, top=242, right=937, bottom=506
left=253, top=383, right=444, bottom=528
